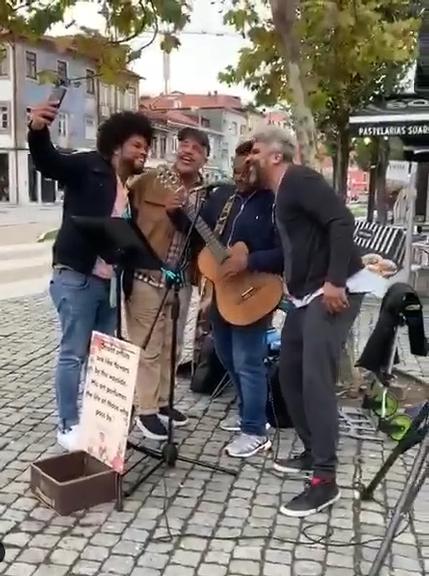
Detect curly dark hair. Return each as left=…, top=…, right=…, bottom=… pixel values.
left=96, top=111, right=154, bottom=158
left=235, top=139, right=253, bottom=156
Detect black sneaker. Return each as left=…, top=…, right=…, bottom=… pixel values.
left=135, top=414, right=168, bottom=441
left=280, top=478, right=341, bottom=518
left=273, top=451, right=313, bottom=474
left=158, top=406, right=189, bottom=428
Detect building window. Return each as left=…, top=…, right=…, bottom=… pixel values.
left=58, top=112, right=67, bottom=137
left=57, top=60, right=68, bottom=83
left=25, top=51, right=37, bottom=79
left=118, top=88, right=125, bottom=111
left=160, top=136, right=167, bottom=159
left=0, top=104, right=9, bottom=130
left=128, top=86, right=137, bottom=110
left=86, top=70, right=95, bottom=95
left=85, top=116, right=96, bottom=140
left=100, top=83, right=108, bottom=106
left=0, top=153, right=9, bottom=202
left=240, top=124, right=246, bottom=135
left=231, top=121, right=238, bottom=135
left=151, top=136, right=158, bottom=158
left=0, top=47, right=9, bottom=77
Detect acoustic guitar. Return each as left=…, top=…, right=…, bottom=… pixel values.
left=155, top=166, right=284, bottom=326
left=188, top=204, right=284, bottom=326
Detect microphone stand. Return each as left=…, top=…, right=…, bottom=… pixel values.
left=123, top=188, right=237, bottom=503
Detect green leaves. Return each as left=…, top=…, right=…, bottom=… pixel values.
left=0, top=0, right=189, bottom=80
left=219, top=0, right=421, bottom=141
left=160, top=33, right=181, bottom=54
left=37, top=69, right=59, bottom=85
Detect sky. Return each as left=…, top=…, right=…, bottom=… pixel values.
left=50, top=0, right=253, bottom=102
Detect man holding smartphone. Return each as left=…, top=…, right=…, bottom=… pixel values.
left=28, top=97, right=154, bottom=451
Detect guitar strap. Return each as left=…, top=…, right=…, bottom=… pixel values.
left=193, top=191, right=236, bottom=370
left=199, top=191, right=236, bottom=299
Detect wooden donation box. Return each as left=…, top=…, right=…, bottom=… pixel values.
left=30, top=332, right=139, bottom=515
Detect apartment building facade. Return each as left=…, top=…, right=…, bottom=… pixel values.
left=140, top=93, right=252, bottom=176
left=143, top=109, right=225, bottom=181
left=0, top=37, right=139, bottom=205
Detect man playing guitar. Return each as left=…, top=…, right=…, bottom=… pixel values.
left=167, top=141, right=283, bottom=458
left=126, top=127, right=209, bottom=441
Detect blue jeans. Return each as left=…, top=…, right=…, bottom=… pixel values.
left=49, top=269, right=116, bottom=429
left=212, top=313, right=268, bottom=436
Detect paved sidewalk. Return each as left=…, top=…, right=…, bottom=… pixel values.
left=0, top=294, right=427, bottom=576
left=0, top=205, right=60, bottom=246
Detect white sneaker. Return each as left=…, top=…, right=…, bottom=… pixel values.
left=220, top=415, right=271, bottom=433
left=220, top=415, right=241, bottom=432
left=225, top=433, right=272, bottom=458
left=57, top=425, right=81, bottom=452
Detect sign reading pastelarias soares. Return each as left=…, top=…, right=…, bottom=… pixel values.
left=80, top=331, right=139, bottom=473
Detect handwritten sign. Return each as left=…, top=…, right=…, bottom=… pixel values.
left=80, top=331, right=139, bottom=474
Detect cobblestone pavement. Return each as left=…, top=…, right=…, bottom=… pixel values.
left=0, top=293, right=427, bottom=576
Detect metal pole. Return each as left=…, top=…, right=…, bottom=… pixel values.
left=367, top=433, right=428, bottom=576
left=403, top=162, right=417, bottom=284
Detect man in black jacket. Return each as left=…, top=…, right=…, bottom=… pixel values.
left=28, top=100, right=153, bottom=451
left=249, top=126, right=365, bottom=517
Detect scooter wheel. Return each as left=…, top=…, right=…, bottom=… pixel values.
left=373, top=392, right=398, bottom=418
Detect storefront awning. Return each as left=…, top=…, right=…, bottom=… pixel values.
left=349, top=94, right=429, bottom=139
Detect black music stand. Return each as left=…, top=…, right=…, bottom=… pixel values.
left=73, top=216, right=237, bottom=511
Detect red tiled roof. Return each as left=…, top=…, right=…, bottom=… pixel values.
left=141, top=108, right=199, bottom=127
left=266, top=111, right=290, bottom=123
left=140, top=93, right=243, bottom=111
left=166, top=110, right=199, bottom=126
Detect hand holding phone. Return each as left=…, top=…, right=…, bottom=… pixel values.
left=48, top=85, right=67, bottom=108
left=29, top=85, right=67, bottom=130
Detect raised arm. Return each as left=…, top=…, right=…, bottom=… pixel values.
left=28, top=101, right=86, bottom=183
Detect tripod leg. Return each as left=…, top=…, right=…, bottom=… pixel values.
left=116, top=473, right=123, bottom=511
left=367, top=434, right=428, bottom=576
left=360, top=415, right=424, bottom=500
left=361, top=439, right=414, bottom=500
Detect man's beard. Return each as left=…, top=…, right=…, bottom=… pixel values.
left=248, top=163, right=263, bottom=188
left=127, top=158, right=145, bottom=176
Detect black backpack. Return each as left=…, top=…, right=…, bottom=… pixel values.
left=190, top=332, right=226, bottom=394
left=266, top=358, right=293, bottom=429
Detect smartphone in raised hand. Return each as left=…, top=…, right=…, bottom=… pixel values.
left=48, top=85, right=67, bottom=108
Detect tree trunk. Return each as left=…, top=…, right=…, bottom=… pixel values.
left=333, top=128, right=350, bottom=201
left=332, top=151, right=338, bottom=189
left=270, top=0, right=317, bottom=167
left=375, top=139, right=390, bottom=224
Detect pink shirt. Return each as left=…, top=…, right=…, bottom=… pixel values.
left=92, top=176, right=129, bottom=280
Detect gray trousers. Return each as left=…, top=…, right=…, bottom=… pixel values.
left=279, top=294, right=363, bottom=476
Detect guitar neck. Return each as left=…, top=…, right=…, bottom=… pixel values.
left=183, top=201, right=229, bottom=264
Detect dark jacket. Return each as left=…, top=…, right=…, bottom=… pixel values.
left=28, top=127, right=118, bottom=274
left=276, top=164, right=363, bottom=298
left=199, top=184, right=283, bottom=274
left=357, top=282, right=427, bottom=374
